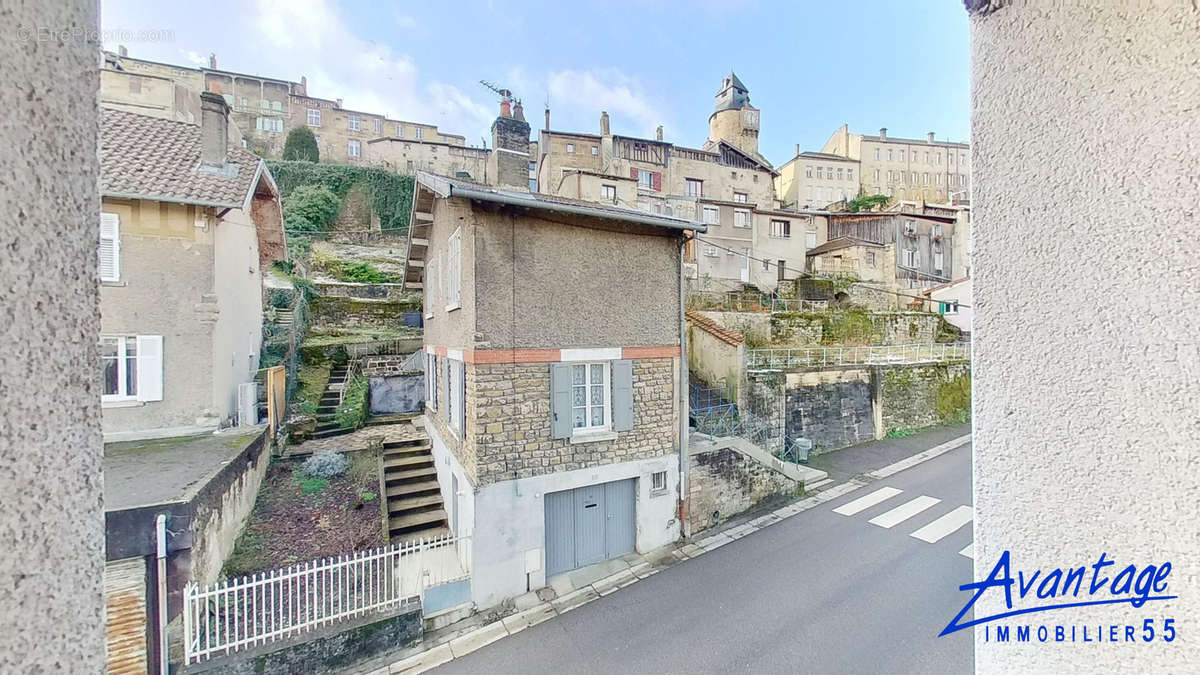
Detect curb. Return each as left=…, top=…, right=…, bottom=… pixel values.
left=367, top=434, right=971, bottom=673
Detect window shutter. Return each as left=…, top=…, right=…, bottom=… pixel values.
left=99, top=213, right=120, bottom=281
left=652, top=172, right=662, bottom=192
left=135, top=335, right=163, bottom=402
left=550, top=363, right=573, bottom=439
left=611, top=359, right=634, bottom=432
left=456, top=360, right=466, bottom=434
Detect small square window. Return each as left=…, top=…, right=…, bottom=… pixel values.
left=591, top=146, right=598, bottom=156
left=651, top=471, right=666, bottom=492
left=733, top=192, right=747, bottom=203
left=566, top=143, right=575, bottom=153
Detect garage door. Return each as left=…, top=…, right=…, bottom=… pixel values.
left=545, top=478, right=636, bottom=578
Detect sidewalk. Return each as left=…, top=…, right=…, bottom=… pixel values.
left=804, top=423, right=970, bottom=484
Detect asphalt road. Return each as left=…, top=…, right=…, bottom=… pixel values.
left=437, top=442, right=975, bottom=674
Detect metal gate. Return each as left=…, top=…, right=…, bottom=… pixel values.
left=544, top=478, right=636, bottom=577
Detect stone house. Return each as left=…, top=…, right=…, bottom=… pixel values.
left=98, top=94, right=285, bottom=441
left=404, top=169, right=702, bottom=608
left=805, top=237, right=894, bottom=285
left=828, top=212, right=956, bottom=291
left=821, top=125, right=971, bottom=204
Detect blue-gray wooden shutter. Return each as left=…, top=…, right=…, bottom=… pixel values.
left=612, top=359, right=634, bottom=432
left=457, top=360, right=466, bottom=434
left=550, top=363, right=573, bottom=439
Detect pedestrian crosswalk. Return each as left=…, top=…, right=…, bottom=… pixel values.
left=832, top=486, right=974, bottom=558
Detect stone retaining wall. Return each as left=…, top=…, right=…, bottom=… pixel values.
left=687, top=445, right=799, bottom=534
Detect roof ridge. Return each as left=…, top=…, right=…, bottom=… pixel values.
left=685, top=310, right=745, bottom=346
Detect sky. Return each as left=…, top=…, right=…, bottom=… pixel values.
left=100, top=0, right=970, bottom=164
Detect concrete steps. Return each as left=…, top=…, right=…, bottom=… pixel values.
left=382, top=438, right=446, bottom=540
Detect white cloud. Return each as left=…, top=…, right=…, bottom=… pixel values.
left=393, top=13, right=417, bottom=29
left=180, top=50, right=207, bottom=66
left=546, top=68, right=668, bottom=139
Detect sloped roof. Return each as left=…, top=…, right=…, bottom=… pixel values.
left=805, top=236, right=884, bottom=257
left=99, top=108, right=264, bottom=209
left=685, top=310, right=744, bottom=347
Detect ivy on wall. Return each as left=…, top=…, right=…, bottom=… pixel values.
left=266, top=160, right=415, bottom=233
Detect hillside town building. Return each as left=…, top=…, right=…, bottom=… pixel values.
left=821, top=125, right=971, bottom=204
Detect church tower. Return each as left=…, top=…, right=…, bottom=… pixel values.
left=708, top=72, right=760, bottom=158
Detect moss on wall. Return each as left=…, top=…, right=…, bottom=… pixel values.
left=881, top=363, right=971, bottom=433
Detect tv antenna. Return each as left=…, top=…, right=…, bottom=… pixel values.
left=480, top=80, right=519, bottom=105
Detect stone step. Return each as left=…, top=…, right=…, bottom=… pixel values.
left=384, top=466, right=437, bottom=484
left=388, top=493, right=443, bottom=512
left=382, top=444, right=431, bottom=458
left=389, top=509, right=446, bottom=534
left=386, top=480, right=441, bottom=499
left=381, top=438, right=431, bottom=450
left=383, top=455, right=433, bottom=471
left=312, top=427, right=352, bottom=440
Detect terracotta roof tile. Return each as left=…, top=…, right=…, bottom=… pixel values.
left=685, top=310, right=744, bottom=347
left=99, top=108, right=262, bottom=208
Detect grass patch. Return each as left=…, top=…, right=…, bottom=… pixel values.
left=295, top=364, right=330, bottom=415
left=885, top=427, right=919, bottom=438
left=295, top=475, right=329, bottom=495
left=336, top=376, right=369, bottom=429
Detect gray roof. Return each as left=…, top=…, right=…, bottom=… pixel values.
left=99, top=108, right=265, bottom=209
left=416, top=172, right=704, bottom=233
left=714, top=71, right=751, bottom=113
left=805, top=236, right=883, bottom=257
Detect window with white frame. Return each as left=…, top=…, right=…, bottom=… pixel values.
left=685, top=178, right=702, bottom=197
left=427, top=353, right=438, bottom=411
left=272, top=101, right=282, bottom=112
left=307, top=108, right=321, bottom=126
left=899, top=150, right=905, bottom=162
left=733, top=209, right=750, bottom=227
left=348, top=139, right=361, bottom=157
left=847, top=168, right=854, bottom=181
left=637, top=169, right=654, bottom=189
left=733, top=192, right=747, bottom=203
left=602, top=184, right=617, bottom=203
left=566, top=143, right=575, bottom=153
left=703, top=245, right=719, bottom=257
left=415, top=127, right=423, bottom=140
left=874, top=168, right=881, bottom=184
left=702, top=206, right=719, bottom=225
left=99, top=212, right=120, bottom=282
left=888, top=149, right=893, bottom=161
left=770, top=219, right=790, bottom=238
left=446, top=227, right=461, bottom=309
left=447, top=358, right=465, bottom=436
left=805, top=230, right=817, bottom=249
left=815, top=166, right=823, bottom=180
left=374, top=118, right=381, bottom=133
left=902, top=248, right=919, bottom=267
left=572, top=362, right=609, bottom=431
left=100, top=335, right=162, bottom=402
left=397, top=123, right=404, bottom=137
left=424, top=258, right=435, bottom=318
left=256, top=117, right=283, bottom=132
left=348, top=114, right=361, bottom=131
left=591, top=146, right=598, bottom=156
left=805, top=166, right=812, bottom=178
left=923, top=172, right=930, bottom=185
left=651, top=471, right=667, bottom=493
left=874, top=148, right=880, bottom=160
left=934, top=251, right=944, bottom=273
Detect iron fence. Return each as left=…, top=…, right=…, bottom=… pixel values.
left=747, top=342, right=970, bottom=370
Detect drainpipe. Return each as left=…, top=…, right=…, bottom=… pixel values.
left=155, top=514, right=169, bottom=675
left=678, top=233, right=692, bottom=539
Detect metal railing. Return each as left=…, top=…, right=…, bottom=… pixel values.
left=183, top=532, right=471, bottom=664
left=337, top=359, right=363, bottom=407
left=686, top=291, right=829, bottom=313
left=689, top=380, right=782, bottom=454
left=747, top=342, right=970, bottom=370
left=344, top=339, right=414, bottom=359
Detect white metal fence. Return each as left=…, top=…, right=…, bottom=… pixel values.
left=344, top=338, right=414, bottom=359
left=747, top=342, right=971, bottom=370
left=183, top=532, right=471, bottom=664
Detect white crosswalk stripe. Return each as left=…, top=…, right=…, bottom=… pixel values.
left=958, top=542, right=974, bottom=559
left=832, top=487, right=902, bottom=516
left=909, top=505, right=973, bottom=543
left=868, top=495, right=941, bottom=528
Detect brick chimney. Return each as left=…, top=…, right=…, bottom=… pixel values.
left=490, top=99, right=531, bottom=190
left=879, top=127, right=888, bottom=140
left=513, top=101, right=525, bottom=122
left=299, top=76, right=307, bottom=96
left=600, top=111, right=610, bottom=136
left=199, top=91, right=229, bottom=166
left=208, top=53, right=217, bottom=69
left=544, top=105, right=550, bottom=131
left=656, top=125, right=663, bottom=142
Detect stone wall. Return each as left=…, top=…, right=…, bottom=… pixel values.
left=465, top=358, right=678, bottom=486
left=687, top=446, right=799, bottom=534
left=188, top=432, right=271, bottom=587
left=308, top=295, right=420, bottom=330
left=369, top=376, right=423, bottom=415
left=313, top=280, right=411, bottom=302
left=879, top=363, right=970, bottom=433
left=784, top=369, right=876, bottom=454
left=361, top=354, right=416, bottom=376
left=770, top=311, right=945, bottom=346
left=698, top=310, right=771, bottom=347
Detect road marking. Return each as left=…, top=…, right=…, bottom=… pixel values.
left=807, top=478, right=834, bottom=491
left=868, top=495, right=941, bottom=528
left=865, top=434, right=971, bottom=480
left=910, top=505, right=973, bottom=543
left=832, top=487, right=902, bottom=516
left=959, top=542, right=974, bottom=559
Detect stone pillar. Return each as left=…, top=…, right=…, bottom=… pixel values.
left=0, top=0, right=105, bottom=671
left=970, top=2, right=1200, bottom=671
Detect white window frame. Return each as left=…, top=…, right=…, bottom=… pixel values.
left=397, top=123, right=404, bottom=137
left=348, top=139, right=361, bottom=158
left=805, top=230, right=817, bottom=250
left=307, top=108, right=321, bottom=126
left=566, top=143, right=575, bottom=153
left=685, top=178, right=702, bottom=198
left=570, top=362, right=611, bottom=434
left=100, top=334, right=162, bottom=404
left=703, top=245, right=719, bottom=258
left=427, top=353, right=438, bottom=411
left=733, top=209, right=750, bottom=228
left=903, top=248, right=918, bottom=268
left=99, top=212, right=120, bottom=282
left=733, top=192, right=748, bottom=203
left=445, top=227, right=461, bottom=311
left=702, top=206, right=719, bottom=225
left=374, top=118, right=381, bottom=134
left=415, top=127, right=423, bottom=140
left=348, top=114, right=361, bottom=131
left=424, top=258, right=436, bottom=319
left=447, top=357, right=464, bottom=437
left=770, top=219, right=790, bottom=238
left=847, top=168, right=854, bottom=181
left=650, top=470, right=667, bottom=494
left=637, top=169, right=653, bottom=190
left=602, top=184, right=617, bottom=203
left=100, top=335, right=138, bottom=402
left=591, top=146, right=598, bottom=156
left=805, top=166, right=812, bottom=178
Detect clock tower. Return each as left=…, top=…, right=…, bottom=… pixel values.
left=708, top=72, right=761, bottom=159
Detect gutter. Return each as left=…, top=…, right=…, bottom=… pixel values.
left=678, top=233, right=692, bottom=539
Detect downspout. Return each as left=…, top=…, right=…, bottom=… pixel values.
left=678, top=233, right=692, bottom=539
left=155, top=514, right=169, bottom=675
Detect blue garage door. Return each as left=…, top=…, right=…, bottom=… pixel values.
left=544, top=478, right=636, bottom=578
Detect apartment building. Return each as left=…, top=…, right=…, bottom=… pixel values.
left=822, top=125, right=971, bottom=204
left=405, top=168, right=698, bottom=607
left=101, top=48, right=472, bottom=169
left=774, top=149, right=861, bottom=209
left=828, top=212, right=958, bottom=291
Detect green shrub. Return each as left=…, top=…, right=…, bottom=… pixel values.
left=266, top=161, right=414, bottom=233
left=335, top=375, right=369, bottom=429
left=282, top=126, right=319, bottom=162
left=302, top=451, right=350, bottom=479
left=286, top=234, right=313, bottom=261
left=283, top=185, right=342, bottom=233
left=267, top=289, right=293, bottom=309
left=340, top=262, right=403, bottom=284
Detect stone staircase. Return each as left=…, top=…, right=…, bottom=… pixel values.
left=312, top=364, right=352, bottom=440
left=382, top=438, right=448, bottom=541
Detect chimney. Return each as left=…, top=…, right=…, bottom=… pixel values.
left=600, top=111, right=610, bottom=136
left=499, top=99, right=511, bottom=118
left=656, top=125, right=663, bottom=142
left=513, top=102, right=525, bottom=122
left=336, top=98, right=343, bottom=109
left=490, top=98, right=531, bottom=190
left=544, top=105, right=550, bottom=131
left=208, top=53, right=217, bottom=69
left=879, top=127, right=888, bottom=140
left=795, top=143, right=801, bottom=156
left=299, top=76, right=307, bottom=96
left=199, top=91, right=229, bottom=165
left=118, top=44, right=128, bottom=57
left=927, top=131, right=935, bottom=143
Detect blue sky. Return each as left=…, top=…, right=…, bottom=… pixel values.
left=101, top=0, right=970, bottom=164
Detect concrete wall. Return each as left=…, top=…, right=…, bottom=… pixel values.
left=687, top=324, right=743, bottom=390
left=369, top=375, right=423, bottom=414
left=687, top=445, right=799, bottom=534
left=0, top=0, right=105, bottom=669
left=970, top=3, right=1200, bottom=671
left=421, top=197, right=476, bottom=351
left=212, top=206, right=264, bottom=425
left=187, top=433, right=271, bottom=586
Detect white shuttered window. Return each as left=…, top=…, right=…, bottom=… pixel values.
left=99, top=212, right=120, bottom=281
left=446, top=227, right=461, bottom=309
